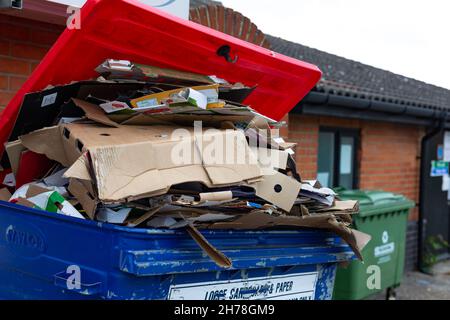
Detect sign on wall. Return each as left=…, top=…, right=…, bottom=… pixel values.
left=48, top=0, right=190, bottom=19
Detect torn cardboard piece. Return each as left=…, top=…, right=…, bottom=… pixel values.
left=126, top=205, right=162, bottom=227
left=71, top=98, right=119, bottom=128
left=252, top=171, right=302, bottom=212
left=202, top=212, right=371, bottom=260
left=68, top=178, right=98, bottom=219
left=97, top=207, right=132, bottom=224
left=0, top=188, right=11, bottom=201
left=316, top=200, right=359, bottom=214
left=5, top=140, right=26, bottom=176
left=186, top=224, right=232, bottom=268
left=250, top=147, right=289, bottom=172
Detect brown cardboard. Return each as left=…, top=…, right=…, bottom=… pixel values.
left=186, top=224, right=232, bottom=268
left=120, top=113, right=254, bottom=127
left=203, top=212, right=371, bottom=260
left=316, top=200, right=359, bottom=213
left=21, top=123, right=262, bottom=202
left=68, top=179, right=98, bottom=219
left=5, top=140, right=26, bottom=176
left=20, top=126, right=70, bottom=167
left=0, top=188, right=11, bottom=201
left=26, top=184, right=51, bottom=198
left=252, top=171, right=301, bottom=212
left=126, top=205, right=163, bottom=227
left=15, top=198, right=37, bottom=208
left=250, top=147, right=289, bottom=171
left=71, top=98, right=119, bottom=128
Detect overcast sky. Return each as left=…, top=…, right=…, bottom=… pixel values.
left=221, top=0, right=450, bottom=90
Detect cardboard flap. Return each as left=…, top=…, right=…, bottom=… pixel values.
left=5, top=140, right=26, bottom=176
left=0, top=188, right=11, bottom=202
left=204, top=212, right=371, bottom=260
left=71, top=98, right=119, bottom=128
left=68, top=178, right=97, bottom=219
left=19, top=126, right=69, bottom=167
left=197, top=130, right=262, bottom=185
left=250, top=147, right=289, bottom=171
left=253, top=171, right=301, bottom=212
left=64, top=154, right=92, bottom=182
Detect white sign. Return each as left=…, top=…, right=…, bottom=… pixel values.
left=444, top=131, right=450, bottom=162
left=168, top=272, right=319, bottom=300
left=48, top=0, right=190, bottom=19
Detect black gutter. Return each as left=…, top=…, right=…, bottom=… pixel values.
left=295, top=91, right=445, bottom=127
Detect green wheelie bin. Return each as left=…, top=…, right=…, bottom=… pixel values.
left=332, top=190, right=415, bottom=300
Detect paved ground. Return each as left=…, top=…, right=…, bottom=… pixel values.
left=370, top=260, right=450, bottom=300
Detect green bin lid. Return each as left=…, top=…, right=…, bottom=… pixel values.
left=338, top=189, right=415, bottom=217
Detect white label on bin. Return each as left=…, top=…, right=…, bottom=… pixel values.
left=167, top=272, right=318, bottom=300
left=374, top=242, right=395, bottom=257
left=41, top=93, right=57, bottom=107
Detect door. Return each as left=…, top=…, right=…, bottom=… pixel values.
left=420, top=129, right=450, bottom=270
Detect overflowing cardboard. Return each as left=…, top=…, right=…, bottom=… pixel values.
left=20, top=123, right=263, bottom=202
left=1, top=59, right=371, bottom=268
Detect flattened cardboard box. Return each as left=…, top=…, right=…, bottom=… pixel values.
left=203, top=212, right=371, bottom=260
left=20, top=123, right=262, bottom=203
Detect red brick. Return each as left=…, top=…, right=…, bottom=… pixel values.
left=254, top=30, right=265, bottom=47
left=225, top=8, right=234, bottom=36
left=233, top=12, right=244, bottom=38
left=30, top=29, right=62, bottom=46
left=246, top=23, right=257, bottom=43
left=0, top=39, right=10, bottom=56
left=189, top=8, right=201, bottom=24
left=198, top=6, right=209, bottom=27
left=11, top=43, right=49, bottom=61
left=0, top=57, right=30, bottom=75
left=0, top=92, right=14, bottom=107
left=9, top=76, right=27, bottom=91
left=0, top=21, right=31, bottom=42
left=0, top=76, right=7, bottom=90
left=207, top=5, right=218, bottom=30
left=217, top=6, right=225, bottom=33
left=30, top=62, right=40, bottom=73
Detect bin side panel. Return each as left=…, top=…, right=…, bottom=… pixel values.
left=0, top=201, right=351, bottom=300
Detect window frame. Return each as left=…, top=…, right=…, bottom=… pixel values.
left=318, top=126, right=360, bottom=189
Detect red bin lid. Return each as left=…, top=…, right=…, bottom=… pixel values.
left=0, top=0, right=321, bottom=156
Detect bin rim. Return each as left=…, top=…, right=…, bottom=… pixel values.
left=0, top=199, right=340, bottom=237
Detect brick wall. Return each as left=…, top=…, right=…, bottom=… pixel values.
left=289, top=114, right=424, bottom=221
left=0, top=14, right=64, bottom=111
left=189, top=3, right=271, bottom=49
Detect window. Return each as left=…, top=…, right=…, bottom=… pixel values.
left=317, top=127, right=359, bottom=189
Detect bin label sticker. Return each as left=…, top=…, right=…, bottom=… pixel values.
left=41, top=93, right=58, bottom=107
left=374, top=231, right=395, bottom=259
left=167, top=272, right=319, bottom=300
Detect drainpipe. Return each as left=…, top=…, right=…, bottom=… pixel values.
left=418, top=111, right=447, bottom=272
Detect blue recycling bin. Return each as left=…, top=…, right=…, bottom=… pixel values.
left=0, top=200, right=354, bottom=300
